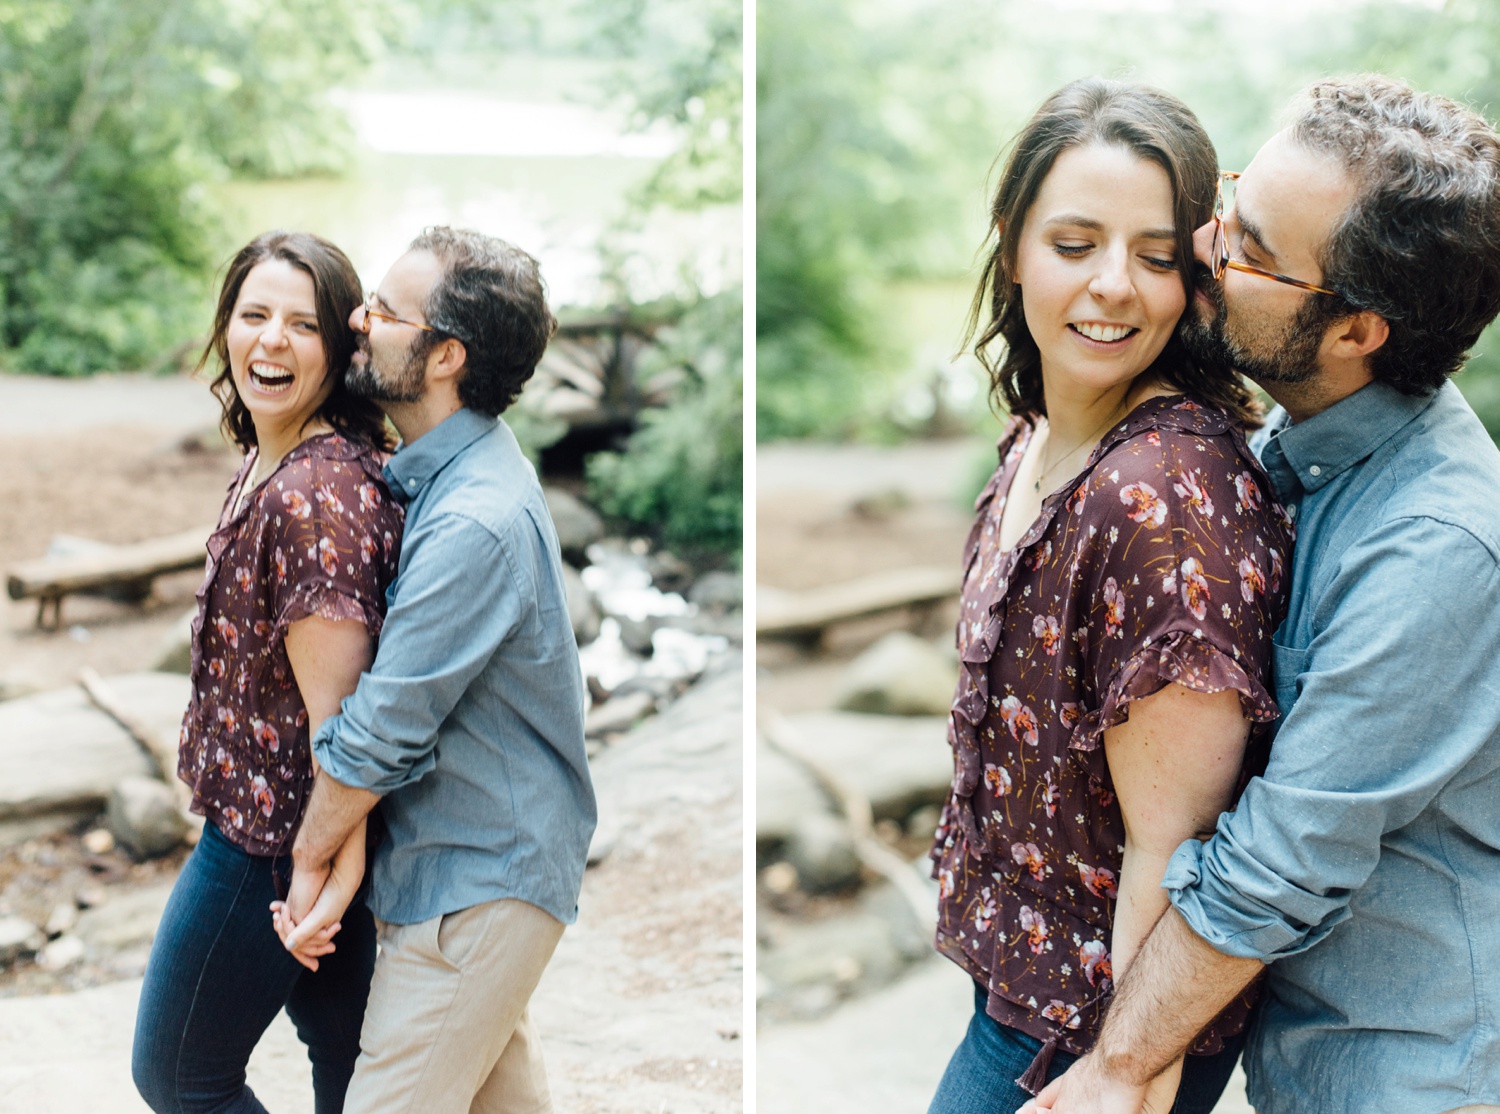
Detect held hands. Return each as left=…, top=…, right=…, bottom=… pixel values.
left=1014, top=1051, right=1158, bottom=1114
left=269, top=820, right=367, bottom=972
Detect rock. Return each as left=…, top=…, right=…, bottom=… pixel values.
left=82, top=828, right=115, bottom=855
left=0, top=673, right=188, bottom=823
left=585, top=691, right=656, bottom=739
left=756, top=733, right=836, bottom=850
left=543, top=487, right=604, bottom=564
left=906, top=804, right=942, bottom=843
left=0, top=671, right=44, bottom=703
left=616, top=614, right=659, bottom=657
left=561, top=564, right=601, bottom=646
left=783, top=813, right=861, bottom=894
left=44, top=902, right=78, bottom=938
left=834, top=631, right=956, bottom=717
left=106, top=776, right=188, bottom=858
left=689, top=570, right=742, bottom=613
left=37, top=935, right=86, bottom=971
left=0, top=915, right=45, bottom=965
left=151, top=607, right=198, bottom=673
left=74, top=881, right=175, bottom=953
left=646, top=549, right=694, bottom=594
left=770, top=712, right=952, bottom=826
left=758, top=907, right=908, bottom=1008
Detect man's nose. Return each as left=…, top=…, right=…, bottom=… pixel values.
left=1191, top=220, right=1216, bottom=269
left=349, top=303, right=370, bottom=333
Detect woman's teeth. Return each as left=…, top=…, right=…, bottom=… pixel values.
left=250, top=362, right=294, bottom=391
left=1072, top=323, right=1136, bottom=343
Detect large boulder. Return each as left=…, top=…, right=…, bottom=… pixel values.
left=543, top=487, right=604, bottom=565
left=107, top=776, right=188, bottom=858
left=834, top=632, right=956, bottom=717
left=560, top=564, right=601, bottom=646
left=766, top=712, right=952, bottom=829
left=689, top=570, right=742, bottom=614
left=0, top=673, right=187, bottom=822
left=151, top=608, right=199, bottom=673
left=783, top=813, right=861, bottom=893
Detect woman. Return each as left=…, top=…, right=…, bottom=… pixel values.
left=133, top=231, right=403, bottom=1114
left=926, top=79, right=1293, bottom=1114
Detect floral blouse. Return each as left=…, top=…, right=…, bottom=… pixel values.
left=177, top=433, right=403, bottom=856
left=929, top=395, right=1293, bottom=1058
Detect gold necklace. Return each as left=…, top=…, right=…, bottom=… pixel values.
left=1032, top=407, right=1125, bottom=493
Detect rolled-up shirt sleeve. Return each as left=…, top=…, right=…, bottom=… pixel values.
left=1165, top=515, right=1500, bottom=960
left=312, top=510, right=522, bottom=793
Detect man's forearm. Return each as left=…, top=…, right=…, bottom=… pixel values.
left=292, top=772, right=381, bottom=869
left=1095, top=906, right=1265, bottom=1084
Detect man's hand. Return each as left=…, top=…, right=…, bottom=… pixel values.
left=270, top=819, right=367, bottom=970
left=1016, top=1053, right=1150, bottom=1114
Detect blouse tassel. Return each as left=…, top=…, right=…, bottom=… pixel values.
left=1015, top=1035, right=1059, bottom=1096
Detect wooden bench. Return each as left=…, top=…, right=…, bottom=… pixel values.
left=755, top=565, right=959, bottom=644
left=6, top=526, right=212, bottom=630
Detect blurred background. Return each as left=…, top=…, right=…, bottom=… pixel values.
left=0, top=2, right=743, bottom=1109
left=754, top=0, right=1488, bottom=1109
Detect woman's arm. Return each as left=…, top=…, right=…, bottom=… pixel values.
left=1102, top=682, right=1249, bottom=1113
left=276, top=615, right=375, bottom=970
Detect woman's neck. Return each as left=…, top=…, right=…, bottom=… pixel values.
left=251, top=417, right=332, bottom=478
left=1040, top=374, right=1161, bottom=448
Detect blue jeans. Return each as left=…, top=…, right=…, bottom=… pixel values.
left=132, top=821, right=376, bottom=1114
left=929, top=983, right=1244, bottom=1114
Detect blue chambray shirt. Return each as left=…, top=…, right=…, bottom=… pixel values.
left=1162, top=381, right=1500, bottom=1114
left=312, top=408, right=596, bottom=926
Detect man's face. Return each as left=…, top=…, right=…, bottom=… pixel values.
left=1179, top=130, right=1357, bottom=391
left=346, top=249, right=446, bottom=405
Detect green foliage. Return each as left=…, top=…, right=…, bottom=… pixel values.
left=759, top=0, right=1500, bottom=444
left=756, top=0, right=990, bottom=440
left=587, top=290, right=743, bottom=559
left=0, top=0, right=399, bottom=375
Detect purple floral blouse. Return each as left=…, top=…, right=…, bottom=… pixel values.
left=929, top=395, right=1293, bottom=1057
left=177, top=433, right=403, bottom=856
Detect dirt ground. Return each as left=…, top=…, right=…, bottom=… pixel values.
left=0, top=420, right=238, bottom=694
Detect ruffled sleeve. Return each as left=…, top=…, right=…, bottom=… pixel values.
left=264, top=443, right=403, bottom=650
left=1068, top=418, right=1289, bottom=752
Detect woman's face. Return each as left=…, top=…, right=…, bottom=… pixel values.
left=226, top=259, right=335, bottom=442
left=1014, top=143, right=1186, bottom=398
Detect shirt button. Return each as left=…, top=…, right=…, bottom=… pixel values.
left=406, top=480, right=418, bottom=492
left=1287, top=504, right=1298, bottom=520
left=1309, top=465, right=1322, bottom=477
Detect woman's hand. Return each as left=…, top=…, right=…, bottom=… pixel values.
left=270, top=818, right=366, bottom=971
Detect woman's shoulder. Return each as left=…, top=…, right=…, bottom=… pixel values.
left=265, top=434, right=400, bottom=529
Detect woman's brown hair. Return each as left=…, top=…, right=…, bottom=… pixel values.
left=963, top=77, right=1261, bottom=427
left=199, top=230, right=395, bottom=453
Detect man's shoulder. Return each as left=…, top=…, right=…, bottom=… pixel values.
left=414, top=421, right=544, bottom=538
left=1369, top=385, right=1500, bottom=556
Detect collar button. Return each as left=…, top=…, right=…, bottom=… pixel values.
left=1308, top=464, right=1322, bottom=477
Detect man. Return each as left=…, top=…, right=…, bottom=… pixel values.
left=1025, top=77, right=1500, bottom=1114
left=281, top=227, right=596, bottom=1113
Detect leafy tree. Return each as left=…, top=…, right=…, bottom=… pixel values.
left=0, top=0, right=397, bottom=375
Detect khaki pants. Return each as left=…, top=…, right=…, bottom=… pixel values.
left=343, top=898, right=565, bottom=1114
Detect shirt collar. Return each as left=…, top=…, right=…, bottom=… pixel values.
left=1264, top=381, right=1438, bottom=492
left=383, top=408, right=496, bottom=505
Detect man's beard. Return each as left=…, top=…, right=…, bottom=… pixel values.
left=346, top=337, right=426, bottom=404
left=1179, top=265, right=1327, bottom=387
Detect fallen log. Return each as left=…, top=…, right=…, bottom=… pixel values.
left=6, top=526, right=211, bottom=630
left=754, top=565, right=958, bottom=643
